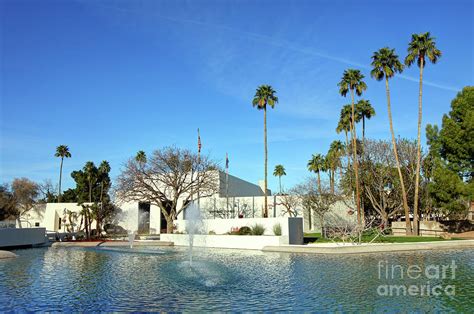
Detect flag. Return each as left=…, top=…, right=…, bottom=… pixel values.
left=197, top=128, right=201, bottom=153
left=226, top=153, right=229, bottom=170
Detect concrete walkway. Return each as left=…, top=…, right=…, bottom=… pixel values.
left=52, top=240, right=174, bottom=248
left=0, top=250, right=17, bottom=259
left=262, top=239, right=474, bottom=254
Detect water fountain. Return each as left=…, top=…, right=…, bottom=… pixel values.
left=127, top=230, right=136, bottom=249
left=185, top=202, right=205, bottom=265
left=120, top=210, right=139, bottom=249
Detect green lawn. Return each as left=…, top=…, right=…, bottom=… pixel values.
left=304, top=233, right=464, bottom=243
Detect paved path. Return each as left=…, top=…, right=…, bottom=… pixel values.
left=262, top=239, right=474, bottom=254
left=52, top=240, right=174, bottom=248
left=0, top=250, right=17, bottom=259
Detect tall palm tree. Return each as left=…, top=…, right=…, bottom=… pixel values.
left=324, top=153, right=336, bottom=194
left=405, top=32, right=442, bottom=235
left=371, top=47, right=411, bottom=235
left=55, top=145, right=71, bottom=202
left=329, top=140, right=345, bottom=184
left=337, top=104, right=358, bottom=150
left=336, top=105, right=355, bottom=182
left=355, top=99, right=376, bottom=142
left=307, top=154, right=326, bottom=194
left=136, top=151, right=147, bottom=173
left=81, top=162, right=98, bottom=239
left=136, top=150, right=147, bottom=164
left=97, top=161, right=111, bottom=235
left=252, top=85, right=278, bottom=218
left=338, top=69, right=367, bottom=225
left=273, top=164, right=286, bottom=194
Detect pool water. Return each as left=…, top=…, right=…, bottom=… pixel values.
left=1, top=246, right=473, bottom=312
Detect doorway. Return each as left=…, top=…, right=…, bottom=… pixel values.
left=138, top=202, right=150, bottom=234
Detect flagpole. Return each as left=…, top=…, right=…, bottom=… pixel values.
left=226, top=152, right=229, bottom=218
left=197, top=128, right=201, bottom=209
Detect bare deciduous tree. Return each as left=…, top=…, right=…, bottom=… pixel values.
left=11, top=178, right=40, bottom=227
left=115, top=147, right=219, bottom=233
left=361, top=140, right=403, bottom=226
left=276, top=188, right=302, bottom=217
left=298, top=178, right=341, bottom=236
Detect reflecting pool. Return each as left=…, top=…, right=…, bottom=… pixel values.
left=1, top=246, right=473, bottom=312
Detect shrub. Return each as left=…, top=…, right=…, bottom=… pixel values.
left=238, top=226, right=252, bottom=235
left=251, top=224, right=265, bottom=235
left=273, top=223, right=282, bottom=236
left=208, top=230, right=216, bottom=235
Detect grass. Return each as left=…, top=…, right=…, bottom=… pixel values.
left=304, top=233, right=464, bottom=244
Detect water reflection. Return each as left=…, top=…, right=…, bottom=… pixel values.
left=0, top=247, right=472, bottom=312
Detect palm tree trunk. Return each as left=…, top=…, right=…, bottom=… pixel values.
left=385, top=77, right=412, bottom=235
left=58, top=157, right=63, bottom=202
left=362, top=116, right=366, bottom=142
left=350, top=89, right=362, bottom=226
left=98, top=181, right=104, bottom=237
left=89, top=181, right=92, bottom=203
left=279, top=176, right=282, bottom=194
left=413, top=60, right=424, bottom=236
left=317, top=172, right=322, bottom=195
left=264, top=106, right=268, bottom=217
left=331, top=169, right=335, bottom=194
left=344, top=129, right=352, bottom=192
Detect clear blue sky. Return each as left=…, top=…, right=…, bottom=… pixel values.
left=1, top=0, right=473, bottom=192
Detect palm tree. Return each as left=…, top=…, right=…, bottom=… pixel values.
left=355, top=99, right=376, bottom=142
left=273, top=165, right=286, bottom=194
left=324, top=153, right=336, bottom=194
left=55, top=145, right=71, bottom=202
left=252, top=85, right=278, bottom=217
left=135, top=150, right=147, bottom=165
left=307, top=154, right=326, bottom=194
left=329, top=140, right=345, bottom=184
left=97, top=161, right=111, bottom=236
left=338, top=69, right=367, bottom=225
left=371, top=47, right=412, bottom=235
left=405, top=32, right=442, bottom=235
left=336, top=105, right=355, bottom=181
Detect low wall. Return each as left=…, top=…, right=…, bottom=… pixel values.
left=174, top=217, right=289, bottom=236
left=391, top=221, right=444, bottom=236
left=161, top=234, right=288, bottom=250
left=0, top=228, right=48, bottom=248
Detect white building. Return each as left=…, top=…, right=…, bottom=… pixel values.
left=21, top=171, right=356, bottom=234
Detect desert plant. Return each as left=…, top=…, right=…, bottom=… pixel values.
left=208, top=230, right=216, bottom=235
left=273, top=223, right=282, bottom=236
left=251, top=223, right=266, bottom=235
left=238, top=226, right=252, bottom=235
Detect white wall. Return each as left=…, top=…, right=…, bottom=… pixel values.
left=303, top=199, right=358, bottom=233
left=174, top=217, right=289, bottom=236
left=0, top=228, right=47, bottom=248
left=161, top=234, right=287, bottom=250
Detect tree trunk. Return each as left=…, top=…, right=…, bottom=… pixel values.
left=264, top=106, right=268, bottom=217
left=89, top=182, right=92, bottom=203
left=413, top=59, right=424, bottom=236
left=350, top=89, right=362, bottom=226
left=362, top=116, right=366, bottom=143
left=330, top=169, right=335, bottom=194
left=279, top=176, right=282, bottom=194
left=320, top=215, right=325, bottom=238
left=166, top=217, right=174, bottom=234
left=58, top=157, right=63, bottom=202
left=96, top=218, right=100, bottom=238
left=84, top=209, right=90, bottom=239
left=98, top=182, right=104, bottom=238
left=317, top=171, right=322, bottom=195
left=385, top=77, right=412, bottom=235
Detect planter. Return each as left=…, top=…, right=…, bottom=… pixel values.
left=161, top=234, right=289, bottom=250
